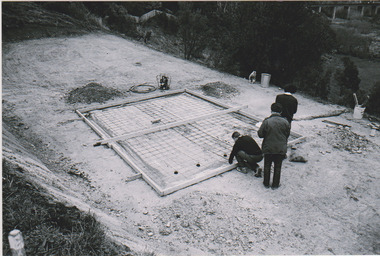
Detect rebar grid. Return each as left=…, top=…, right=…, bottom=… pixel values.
left=81, top=91, right=303, bottom=195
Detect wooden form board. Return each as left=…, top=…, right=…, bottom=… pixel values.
left=76, top=90, right=305, bottom=196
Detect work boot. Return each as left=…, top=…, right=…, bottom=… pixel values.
left=254, top=167, right=262, bottom=177
left=251, top=163, right=259, bottom=173
left=237, top=167, right=248, bottom=174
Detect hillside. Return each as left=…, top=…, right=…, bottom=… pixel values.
left=2, top=2, right=380, bottom=255
left=2, top=2, right=102, bottom=42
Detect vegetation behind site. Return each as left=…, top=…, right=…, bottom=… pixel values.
left=3, top=1, right=380, bottom=117
left=2, top=2, right=380, bottom=255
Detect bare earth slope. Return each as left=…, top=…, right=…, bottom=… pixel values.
left=2, top=33, right=380, bottom=255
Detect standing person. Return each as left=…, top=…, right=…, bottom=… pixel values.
left=275, top=85, right=298, bottom=124
left=228, top=131, right=263, bottom=176
left=258, top=103, right=290, bottom=189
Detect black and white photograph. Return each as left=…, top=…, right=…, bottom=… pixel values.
left=2, top=1, right=380, bottom=255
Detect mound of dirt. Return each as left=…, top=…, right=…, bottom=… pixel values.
left=149, top=191, right=276, bottom=254
left=326, top=126, right=373, bottom=153
left=66, top=83, right=124, bottom=104
left=200, top=82, right=239, bottom=98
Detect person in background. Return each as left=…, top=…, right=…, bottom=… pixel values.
left=275, top=85, right=298, bottom=125
left=228, top=131, right=263, bottom=176
left=258, top=103, right=290, bottom=189
left=249, top=71, right=256, bottom=83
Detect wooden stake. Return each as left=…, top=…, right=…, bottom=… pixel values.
left=294, top=109, right=348, bottom=121
left=125, top=173, right=142, bottom=182
left=322, top=120, right=351, bottom=127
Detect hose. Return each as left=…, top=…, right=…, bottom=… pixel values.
left=129, top=83, right=157, bottom=93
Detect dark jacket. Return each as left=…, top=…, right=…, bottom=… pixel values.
left=258, top=113, right=290, bottom=155
left=275, top=93, right=298, bottom=123
left=229, top=135, right=262, bottom=164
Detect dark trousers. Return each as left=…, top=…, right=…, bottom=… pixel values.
left=263, top=154, right=285, bottom=187
left=235, top=151, right=263, bottom=170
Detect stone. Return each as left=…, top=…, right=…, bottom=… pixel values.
left=159, top=228, right=172, bottom=236
left=181, top=221, right=190, bottom=228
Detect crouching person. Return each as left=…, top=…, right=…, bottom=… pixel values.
left=258, top=103, right=290, bottom=189
left=228, top=131, right=263, bottom=176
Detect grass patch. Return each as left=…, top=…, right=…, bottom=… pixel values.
left=2, top=160, right=131, bottom=256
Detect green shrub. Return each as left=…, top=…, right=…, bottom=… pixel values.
left=144, top=12, right=178, bottom=35
left=335, top=56, right=361, bottom=95
left=2, top=160, right=130, bottom=256
left=346, top=19, right=376, bottom=34
left=39, top=2, right=90, bottom=21
left=292, top=62, right=331, bottom=100
left=333, top=27, right=372, bottom=58
left=293, top=64, right=322, bottom=95
left=316, top=69, right=332, bottom=100
left=177, top=8, right=210, bottom=60
left=105, top=3, right=139, bottom=38
left=366, top=81, right=380, bottom=116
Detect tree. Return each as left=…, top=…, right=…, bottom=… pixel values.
left=177, top=4, right=210, bottom=60
left=103, top=3, right=138, bottom=37
left=202, top=2, right=336, bottom=83
left=317, top=69, right=332, bottom=100
left=366, top=81, right=380, bottom=117
left=335, top=57, right=360, bottom=95
left=292, top=61, right=330, bottom=100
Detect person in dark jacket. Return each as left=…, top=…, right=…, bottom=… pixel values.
left=228, top=131, right=263, bottom=176
left=258, top=103, right=290, bottom=189
left=275, top=85, right=298, bottom=124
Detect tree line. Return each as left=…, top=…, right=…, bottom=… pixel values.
left=122, top=1, right=379, bottom=116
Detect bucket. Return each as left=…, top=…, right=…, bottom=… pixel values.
left=261, top=73, right=271, bottom=88
left=353, top=105, right=365, bottom=119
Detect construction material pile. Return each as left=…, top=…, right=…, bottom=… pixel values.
left=327, top=126, right=371, bottom=154
left=200, top=82, right=239, bottom=99
left=144, top=191, right=276, bottom=253
left=66, top=83, right=123, bottom=104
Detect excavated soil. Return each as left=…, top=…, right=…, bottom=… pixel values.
left=66, top=82, right=124, bottom=104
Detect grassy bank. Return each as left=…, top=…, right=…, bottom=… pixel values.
left=2, top=160, right=131, bottom=256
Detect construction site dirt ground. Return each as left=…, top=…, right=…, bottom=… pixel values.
left=2, top=33, right=380, bottom=255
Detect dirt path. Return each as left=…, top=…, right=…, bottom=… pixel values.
left=2, top=32, right=380, bottom=255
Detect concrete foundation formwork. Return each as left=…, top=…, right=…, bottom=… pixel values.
left=76, top=90, right=304, bottom=196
